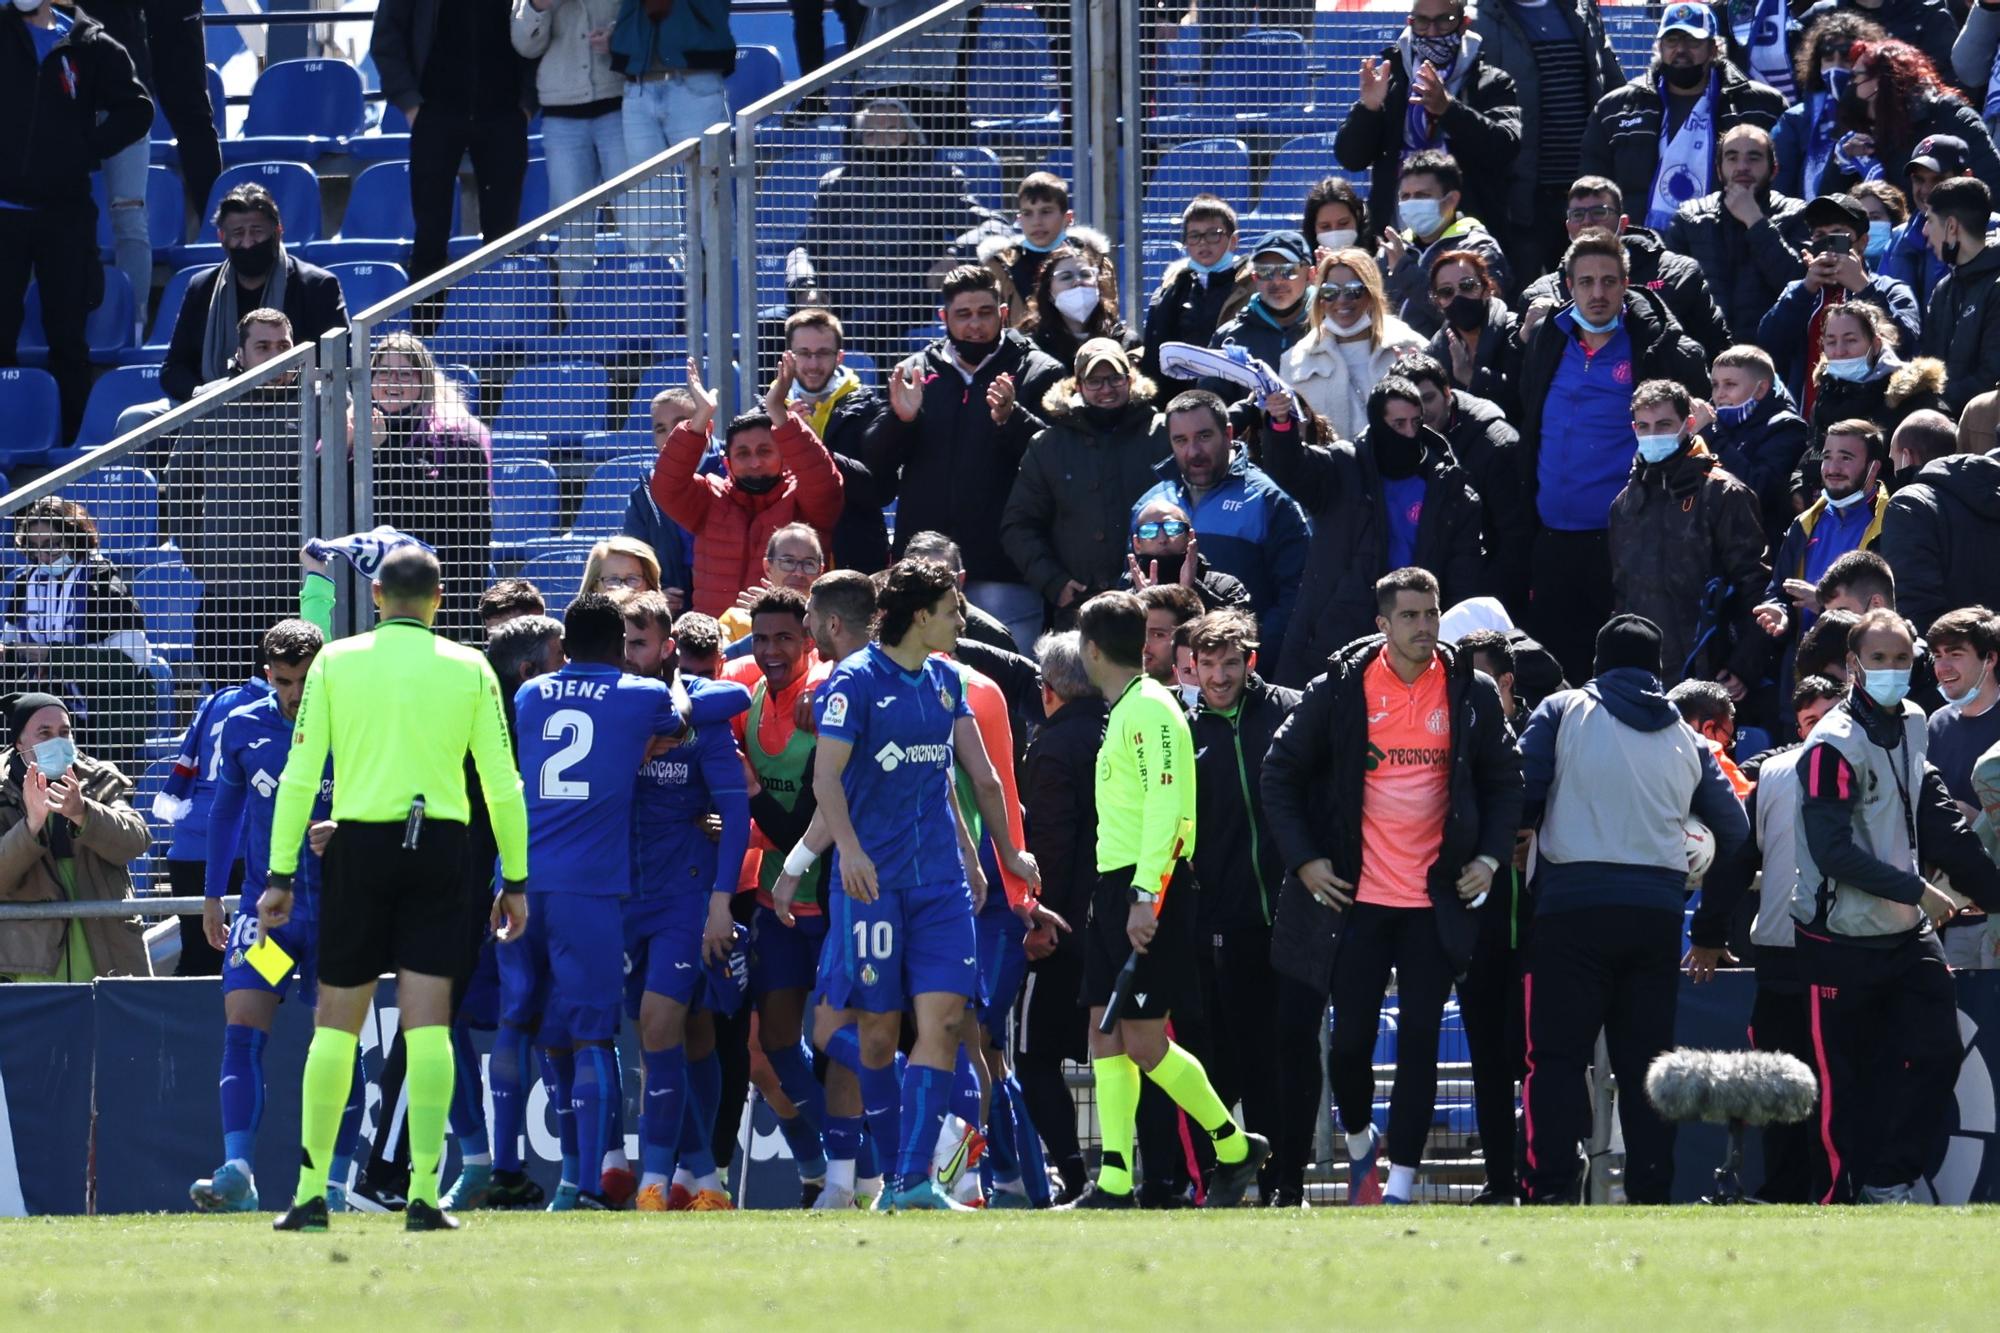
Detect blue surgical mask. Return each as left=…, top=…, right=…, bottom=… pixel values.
left=1635, top=433, right=1682, bottom=463
left=1865, top=218, right=1893, bottom=262
left=1713, top=397, right=1758, bottom=427
left=1570, top=306, right=1622, bottom=335
left=1186, top=252, right=1236, bottom=276
left=1861, top=667, right=1911, bottom=708
left=1941, top=661, right=1990, bottom=706
left=1399, top=198, right=1444, bottom=240
left=31, top=735, right=75, bottom=781
left=1825, top=354, right=1874, bottom=382
left=1021, top=230, right=1069, bottom=254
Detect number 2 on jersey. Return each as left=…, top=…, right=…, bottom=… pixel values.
left=540, top=708, right=595, bottom=800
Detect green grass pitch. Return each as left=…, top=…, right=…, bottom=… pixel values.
left=4, top=1208, right=1993, bottom=1329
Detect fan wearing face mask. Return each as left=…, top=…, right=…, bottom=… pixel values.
left=1019, top=239, right=1137, bottom=372
left=1421, top=248, right=1520, bottom=413
left=1755, top=193, right=1920, bottom=412
left=1378, top=150, right=1513, bottom=339
left=0, top=497, right=150, bottom=671
left=1605, top=377, right=1770, bottom=691
left=0, top=692, right=152, bottom=983
left=1281, top=249, right=1425, bottom=443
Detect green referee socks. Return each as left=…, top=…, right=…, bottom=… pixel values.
left=1092, top=1054, right=1141, bottom=1195
left=298, top=1027, right=359, bottom=1204
left=1146, top=1043, right=1248, bottom=1165
left=404, top=1024, right=455, bottom=1209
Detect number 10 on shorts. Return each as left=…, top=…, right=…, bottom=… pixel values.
left=852, top=921, right=894, bottom=959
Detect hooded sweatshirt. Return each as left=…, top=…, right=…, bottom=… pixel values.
left=1518, top=666, right=1749, bottom=914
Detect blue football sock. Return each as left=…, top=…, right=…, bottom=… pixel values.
left=766, top=1041, right=826, bottom=1174
left=858, top=1061, right=903, bottom=1186
left=987, top=1070, right=1022, bottom=1184
left=823, top=1023, right=863, bottom=1076
left=219, top=1023, right=265, bottom=1167
left=571, top=1046, right=613, bottom=1198
left=489, top=1025, right=533, bottom=1173
left=895, top=1063, right=952, bottom=1190
left=542, top=1048, right=578, bottom=1185
left=448, top=1021, right=489, bottom=1161
left=329, top=1051, right=366, bottom=1187
left=856, top=1122, right=880, bottom=1180
left=950, top=1048, right=983, bottom=1127
left=640, top=1045, right=687, bottom=1183
left=1005, top=1074, right=1050, bottom=1204
left=824, top=1113, right=861, bottom=1167
left=679, top=1051, right=721, bottom=1178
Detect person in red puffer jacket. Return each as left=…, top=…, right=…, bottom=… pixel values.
left=651, top=354, right=845, bottom=617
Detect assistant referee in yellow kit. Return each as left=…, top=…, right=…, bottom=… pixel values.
left=263, top=546, right=530, bottom=1233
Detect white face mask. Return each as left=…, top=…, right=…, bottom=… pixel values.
left=10, top=0, right=44, bottom=13
left=1317, top=228, right=1358, bottom=251
left=1052, top=285, right=1101, bottom=324
left=1323, top=312, right=1372, bottom=338
left=1941, top=661, right=1991, bottom=707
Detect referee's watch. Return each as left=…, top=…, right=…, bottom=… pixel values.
left=266, top=871, right=295, bottom=896
left=1127, top=886, right=1159, bottom=907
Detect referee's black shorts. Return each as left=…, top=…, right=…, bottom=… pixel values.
left=318, top=818, right=471, bottom=988
left=1083, top=862, right=1196, bottom=1022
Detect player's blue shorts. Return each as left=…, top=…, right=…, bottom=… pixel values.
left=220, top=904, right=319, bottom=1006
left=622, top=891, right=706, bottom=1014
left=497, top=893, right=551, bottom=1031
left=502, top=891, right=623, bottom=1043
left=459, top=937, right=499, bottom=1030
left=823, top=878, right=976, bottom=1014
left=750, top=904, right=827, bottom=1000
left=975, top=904, right=1028, bottom=1035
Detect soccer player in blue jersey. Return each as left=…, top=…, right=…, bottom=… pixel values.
left=812, top=558, right=1042, bottom=1211
left=157, top=670, right=267, bottom=976
left=619, top=589, right=752, bottom=1212
left=189, top=621, right=356, bottom=1212
left=505, top=593, right=698, bottom=1209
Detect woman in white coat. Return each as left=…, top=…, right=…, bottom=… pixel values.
left=1280, top=249, right=1424, bottom=442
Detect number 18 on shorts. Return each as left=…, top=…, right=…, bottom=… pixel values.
left=825, top=879, right=979, bottom=1013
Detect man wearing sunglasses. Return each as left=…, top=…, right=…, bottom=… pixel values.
left=1122, top=499, right=1251, bottom=616
left=1203, top=231, right=1317, bottom=400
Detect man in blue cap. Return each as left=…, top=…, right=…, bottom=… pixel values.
left=1204, top=231, right=1316, bottom=399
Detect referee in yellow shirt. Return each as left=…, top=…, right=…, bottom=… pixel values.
left=1063, top=591, right=1267, bottom=1210
left=264, top=547, right=529, bottom=1232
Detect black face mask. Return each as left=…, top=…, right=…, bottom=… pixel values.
left=230, top=235, right=278, bottom=280
left=1444, top=295, right=1486, bottom=333
left=734, top=472, right=781, bottom=495
left=1663, top=61, right=1708, bottom=91
left=1146, top=551, right=1188, bottom=585
left=1079, top=403, right=1126, bottom=429
left=951, top=335, right=1001, bottom=365
left=1369, top=424, right=1424, bottom=480
left=1837, top=83, right=1871, bottom=124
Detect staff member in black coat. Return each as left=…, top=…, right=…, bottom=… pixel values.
left=1183, top=609, right=1310, bottom=1205
left=0, top=0, right=151, bottom=442
left=1015, top=628, right=1105, bottom=1206
left=1262, top=568, right=1522, bottom=1206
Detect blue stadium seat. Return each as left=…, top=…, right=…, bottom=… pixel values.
left=1142, top=138, right=1252, bottom=224
left=487, top=431, right=552, bottom=467
left=758, top=150, right=844, bottom=261
left=152, top=63, right=228, bottom=167
left=491, top=459, right=562, bottom=560
left=428, top=256, right=558, bottom=368
left=324, top=261, right=409, bottom=324
left=126, top=265, right=203, bottom=366
left=0, top=368, right=61, bottom=467
left=440, top=363, right=481, bottom=402
left=842, top=348, right=879, bottom=389
left=180, top=161, right=323, bottom=266
left=569, top=454, right=652, bottom=540
left=343, top=102, right=411, bottom=162
left=493, top=362, right=610, bottom=450
left=519, top=542, right=592, bottom=606
left=16, top=272, right=134, bottom=370
left=967, top=27, right=1061, bottom=149
left=309, top=161, right=431, bottom=264
left=546, top=256, right=687, bottom=363
left=449, top=160, right=550, bottom=259
left=1253, top=133, right=1355, bottom=224
left=62, top=466, right=162, bottom=563
left=94, top=165, right=186, bottom=263
left=728, top=45, right=786, bottom=111
left=938, top=146, right=1004, bottom=214
left=1154, top=30, right=1315, bottom=141
left=132, top=559, right=200, bottom=664
left=224, top=58, right=366, bottom=163
left=76, top=366, right=165, bottom=448
left=735, top=8, right=846, bottom=82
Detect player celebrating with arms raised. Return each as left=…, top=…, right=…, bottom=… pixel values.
left=812, top=558, right=1040, bottom=1211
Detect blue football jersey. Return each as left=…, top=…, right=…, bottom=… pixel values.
left=633, top=677, right=752, bottom=899
left=161, top=676, right=270, bottom=861
left=814, top=644, right=971, bottom=892
left=515, top=663, right=682, bottom=896
left=205, top=692, right=332, bottom=913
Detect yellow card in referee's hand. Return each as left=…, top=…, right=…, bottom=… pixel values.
left=245, top=934, right=293, bottom=987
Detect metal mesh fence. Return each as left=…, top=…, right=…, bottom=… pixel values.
left=732, top=1, right=1085, bottom=404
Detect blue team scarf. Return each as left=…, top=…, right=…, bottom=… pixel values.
left=1648, top=70, right=1719, bottom=230
left=304, top=526, right=435, bottom=579
left=1802, top=80, right=1843, bottom=199
left=1987, top=44, right=2000, bottom=124
left=1395, top=28, right=1483, bottom=161
left=1735, top=0, right=1795, bottom=102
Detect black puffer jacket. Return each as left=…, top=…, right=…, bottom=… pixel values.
left=1704, top=384, right=1811, bottom=540
left=1579, top=60, right=1788, bottom=226
left=1517, top=285, right=1711, bottom=513
left=864, top=330, right=1065, bottom=583
left=1441, top=389, right=1533, bottom=618
left=1021, top=696, right=1108, bottom=958
left=1605, top=442, right=1770, bottom=686
left=1520, top=226, right=1733, bottom=359
left=1879, top=448, right=2000, bottom=634
left=1189, top=675, right=1301, bottom=932
left=1424, top=297, right=1521, bottom=416
left=1263, top=638, right=1523, bottom=989
left=1918, top=243, right=2000, bottom=419
left=1258, top=419, right=1486, bottom=688
left=0, top=8, right=151, bottom=210
left=1661, top=189, right=1808, bottom=347
left=1141, top=256, right=1254, bottom=397
left=1001, top=380, right=1169, bottom=612
left=1333, top=42, right=1521, bottom=240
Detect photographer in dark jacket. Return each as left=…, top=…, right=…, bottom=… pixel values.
left=1259, top=377, right=1486, bottom=689
left=0, top=0, right=151, bottom=442
left=1183, top=609, right=1306, bottom=1204
left=1015, top=628, right=1105, bottom=1205
left=1262, top=569, right=1522, bottom=1206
